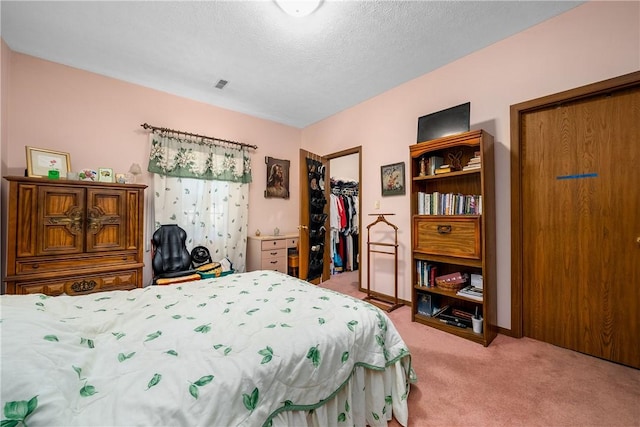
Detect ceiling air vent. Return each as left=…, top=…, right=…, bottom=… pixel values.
left=215, top=79, right=228, bottom=89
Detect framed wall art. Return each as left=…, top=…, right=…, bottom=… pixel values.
left=264, top=156, right=290, bottom=199
left=380, top=162, right=405, bottom=196
left=25, top=146, right=71, bottom=178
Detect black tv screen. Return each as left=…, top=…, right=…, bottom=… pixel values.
left=417, top=102, right=470, bottom=143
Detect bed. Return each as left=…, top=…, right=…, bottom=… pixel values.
left=1, top=270, right=415, bottom=426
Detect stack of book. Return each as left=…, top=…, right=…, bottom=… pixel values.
left=434, top=306, right=470, bottom=328
left=462, top=151, right=482, bottom=171
left=456, top=285, right=483, bottom=301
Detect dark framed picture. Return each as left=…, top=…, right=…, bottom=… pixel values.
left=381, top=162, right=405, bottom=196
left=25, top=146, right=71, bottom=178
left=264, top=156, right=290, bottom=199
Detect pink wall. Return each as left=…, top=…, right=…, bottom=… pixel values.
left=2, top=1, right=639, bottom=330
left=3, top=54, right=302, bottom=284
left=302, top=1, right=640, bottom=329
left=1, top=39, right=11, bottom=286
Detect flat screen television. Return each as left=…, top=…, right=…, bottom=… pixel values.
left=417, top=102, right=470, bottom=143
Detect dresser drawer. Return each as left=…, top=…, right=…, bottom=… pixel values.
left=286, top=237, right=298, bottom=249
left=261, top=239, right=286, bottom=250
left=14, top=269, right=140, bottom=296
left=261, top=256, right=287, bottom=273
left=16, top=253, right=138, bottom=274
left=414, top=216, right=481, bottom=259
left=262, top=248, right=286, bottom=259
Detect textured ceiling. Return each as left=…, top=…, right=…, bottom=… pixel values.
left=1, top=1, right=582, bottom=128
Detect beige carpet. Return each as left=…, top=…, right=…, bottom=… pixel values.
left=321, top=271, right=640, bottom=427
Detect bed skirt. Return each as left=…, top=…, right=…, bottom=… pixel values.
left=270, top=356, right=413, bottom=427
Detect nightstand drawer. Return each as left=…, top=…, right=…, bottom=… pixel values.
left=261, top=239, right=286, bottom=250
left=261, top=256, right=287, bottom=273
left=286, top=237, right=298, bottom=249
left=262, top=248, right=286, bottom=259
left=414, top=216, right=481, bottom=259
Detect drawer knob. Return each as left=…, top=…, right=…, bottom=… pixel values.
left=270, top=260, right=278, bottom=264
left=437, top=225, right=452, bottom=234
left=32, top=264, right=39, bottom=269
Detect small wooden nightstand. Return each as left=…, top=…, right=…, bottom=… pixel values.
left=247, top=234, right=299, bottom=277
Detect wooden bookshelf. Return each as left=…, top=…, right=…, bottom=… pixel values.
left=410, top=130, right=497, bottom=346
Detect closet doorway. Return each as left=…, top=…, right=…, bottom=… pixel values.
left=298, top=146, right=361, bottom=289
left=327, top=147, right=362, bottom=290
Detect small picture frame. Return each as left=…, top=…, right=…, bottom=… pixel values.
left=25, top=146, right=71, bottom=178
left=380, top=162, right=406, bottom=196
left=98, top=168, right=114, bottom=183
left=115, top=173, right=127, bottom=184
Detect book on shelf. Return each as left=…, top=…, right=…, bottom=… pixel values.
left=417, top=293, right=449, bottom=318
left=416, top=191, right=482, bottom=215
left=415, top=260, right=437, bottom=287
left=428, top=155, right=444, bottom=175
left=470, top=273, right=483, bottom=289
left=416, top=293, right=433, bottom=317
left=452, top=308, right=475, bottom=321
left=434, top=165, right=453, bottom=175
left=432, top=305, right=449, bottom=318
left=438, top=313, right=472, bottom=328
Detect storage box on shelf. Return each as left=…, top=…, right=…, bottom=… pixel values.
left=410, top=129, right=497, bottom=346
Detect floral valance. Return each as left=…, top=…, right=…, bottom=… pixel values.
left=147, top=134, right=252, bottom=184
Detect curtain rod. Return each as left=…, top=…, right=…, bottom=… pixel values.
left=140, top=123, right=258, bottom=150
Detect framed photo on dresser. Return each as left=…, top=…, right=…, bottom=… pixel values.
left=25, top=146, right=71, bottom=178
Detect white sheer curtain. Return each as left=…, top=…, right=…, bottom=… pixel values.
left=147, top=132, right=252, bottom=272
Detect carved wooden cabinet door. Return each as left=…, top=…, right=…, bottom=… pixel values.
left=36, top=185, right=85, bottom=255
left=85, top=188, right=128, bottom=252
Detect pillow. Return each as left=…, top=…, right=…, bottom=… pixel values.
left=196, top=262, right=223, bottom=278
left=156, top=273, right=201, bottom=286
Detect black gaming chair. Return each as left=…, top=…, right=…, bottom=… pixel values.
left=151, top=225, right=200, bottom=285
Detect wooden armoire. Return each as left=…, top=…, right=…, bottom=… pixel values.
left=3, top=176, right=146, bottom=296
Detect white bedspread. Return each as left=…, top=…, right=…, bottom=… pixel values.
left=1, top=270, right=414, bottom=426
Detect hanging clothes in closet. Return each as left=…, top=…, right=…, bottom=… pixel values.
left=330, top=178, right=359, bottom=274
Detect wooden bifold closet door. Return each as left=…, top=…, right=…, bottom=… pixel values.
left=515, top=73, right=640, bottom=369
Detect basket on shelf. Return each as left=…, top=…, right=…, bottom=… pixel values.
left=435, top=272, right=468, bottom=291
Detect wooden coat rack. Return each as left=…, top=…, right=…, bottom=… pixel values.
left=364, top=213, right=402, bottom=312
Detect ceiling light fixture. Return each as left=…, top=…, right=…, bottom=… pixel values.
left=274, top=0, right=322, bottom=17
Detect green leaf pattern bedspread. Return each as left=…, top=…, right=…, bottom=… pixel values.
left=1, top=271, right=413, bottom=426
